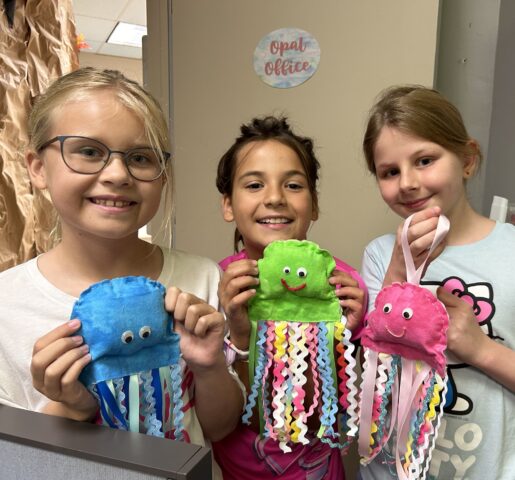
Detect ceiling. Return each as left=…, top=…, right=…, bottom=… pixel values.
left=72, top=0, right=146, bottom=59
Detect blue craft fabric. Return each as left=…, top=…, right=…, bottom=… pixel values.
left=72, top=276, right=181, bottom=386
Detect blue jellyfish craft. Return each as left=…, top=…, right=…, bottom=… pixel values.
left=73, top=276, right=184, bottom=439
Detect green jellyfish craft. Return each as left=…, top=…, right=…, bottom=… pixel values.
left=73, top=276, right=184, bottom=439
left=244, top=240, right=359, bottom=452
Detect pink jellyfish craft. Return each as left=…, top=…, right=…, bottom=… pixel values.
left=358, top=215, right=450, bottom=480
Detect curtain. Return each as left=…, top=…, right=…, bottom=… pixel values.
left=0, top=0, right=78, bottom=271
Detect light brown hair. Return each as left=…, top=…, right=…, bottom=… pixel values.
left=363, top=85, right=482, bottom=175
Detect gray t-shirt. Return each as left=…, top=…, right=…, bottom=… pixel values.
left=360, top=222, right=515, bottom=480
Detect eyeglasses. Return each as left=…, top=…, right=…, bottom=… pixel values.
left=38, top=135, right=170, bottom=182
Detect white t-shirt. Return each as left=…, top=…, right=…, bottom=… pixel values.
left=0, top=247, right=226, bottom=478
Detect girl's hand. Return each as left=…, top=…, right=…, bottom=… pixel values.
left=165, top=287, right=226, bottom=372
left=31, top=320, right=97, bottom=420
left=329, top=270, right=365, bottom=331
left=384, top=207, right=445, bottom=286
left=437, top=288, right=490, bottom=366
left=217, top=259, right=259, bottom=350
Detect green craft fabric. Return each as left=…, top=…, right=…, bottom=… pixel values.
left=249, top=240, right=341, bottom=322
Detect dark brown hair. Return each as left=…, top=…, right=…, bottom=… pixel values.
left=216, top=116, right=320, bottom=252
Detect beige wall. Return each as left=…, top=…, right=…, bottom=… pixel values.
left=79, top=5, right=440, bottom=477
left=170, top=0, right=440, bottom=268
left=78, top=52, right=143, bottom=83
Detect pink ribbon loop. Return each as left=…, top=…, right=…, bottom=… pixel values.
left=401, top=214, right=450, bottom=285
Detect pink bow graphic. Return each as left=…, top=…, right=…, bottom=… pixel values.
left=441, top=277, right=494, bottom=323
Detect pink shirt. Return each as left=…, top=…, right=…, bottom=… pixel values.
left=214, top=250, right=368, bottom=479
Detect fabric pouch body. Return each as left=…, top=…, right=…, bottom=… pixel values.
left=74, top=276, right=180, bottom=386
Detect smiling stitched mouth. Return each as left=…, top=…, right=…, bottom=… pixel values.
left=281, top=278, right=306, bottom=291
left=385, top=325, right=406, bottom=338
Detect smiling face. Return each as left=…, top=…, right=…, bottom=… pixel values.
left=260, top=242, right=331, bottom=300
left=26, top=90, right=164, bottom=243
left=73, top=276, right=180, bottom=385
left=249, top=240, right=341, bottom=322
left=373, top=126, right=473, bottom=221
left=222, top=140, right=318, bottom=260
left=364, top=282, right=448, bottom=375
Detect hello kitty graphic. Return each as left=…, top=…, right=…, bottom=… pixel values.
left=421, top=276, right=499, bottom=415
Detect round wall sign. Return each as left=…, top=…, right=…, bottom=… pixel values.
left=253, top=28, right=321, bottom=88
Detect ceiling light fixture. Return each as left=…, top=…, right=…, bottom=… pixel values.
left=107, top=22, right=147, bottom=48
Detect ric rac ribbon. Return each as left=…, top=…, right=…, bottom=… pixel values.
left=247, top=316, right=355, bottom=452
left=90, top=366, right=185, bottom=439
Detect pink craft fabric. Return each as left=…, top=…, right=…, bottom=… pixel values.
left=361, top=282, right=448, bottom=377
left=213, top=249, right=368, bottom=479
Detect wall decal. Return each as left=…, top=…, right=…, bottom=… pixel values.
left=253, top=28, right=321, bottom=88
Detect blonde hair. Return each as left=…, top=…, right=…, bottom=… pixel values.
left=28, top=67, right=174, bottom=246
left=363, top=85, right=482, bottom=175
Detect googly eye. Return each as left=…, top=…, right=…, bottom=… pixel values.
left=139, top=326, right=152, bottom=339
left=121, top=330, right=134, bottom=344
left=383, top=303, right=392, bottom=314
left=296, top=267, right=307, bottom=278
left=402, top=308, right=413, bottom=319
left=283, top=266, right=291, bottom=274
